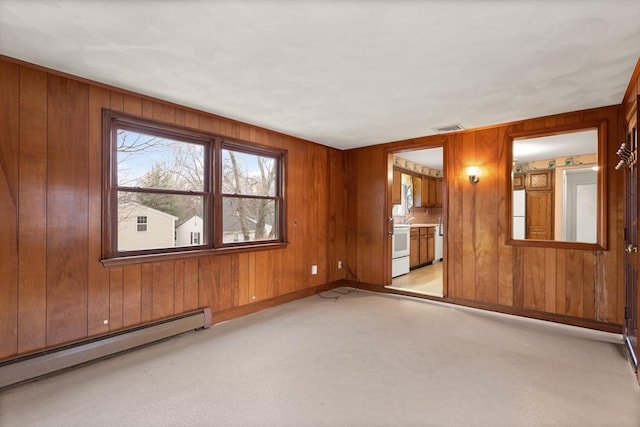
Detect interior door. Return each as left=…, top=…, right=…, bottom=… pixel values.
left=623, top=102, right=638, bottom=375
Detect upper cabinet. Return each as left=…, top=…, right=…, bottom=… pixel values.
left=392, top=169, right=402, bottom=204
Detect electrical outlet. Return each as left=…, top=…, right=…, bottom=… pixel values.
left=103, top=319, right=109, bottom=325
left=338, top=261, right=342, bottom=269
left=311, top=265, right=318, bottom=275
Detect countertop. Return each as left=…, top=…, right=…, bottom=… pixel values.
left=409, top=223, right=440, bottom=228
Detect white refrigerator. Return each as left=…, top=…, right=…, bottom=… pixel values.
left=512, top=189, right=525, bottom=239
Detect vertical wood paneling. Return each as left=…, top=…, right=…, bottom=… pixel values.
left=497, top=126, right=513, bottom=305
left=512, top=247, right=524, bottom=308
left=297, top=141, right=311, bottom=289
left=198, top=256, right=220, bottom=311
left=122, top=264, right=142, bottom=327
left=46, top=75, right=89, bottom=346
left=152, top=262, right=174, bottom=319
left=248, top=252, right=257, bottom=302
left=582, top=252, right=596, bottom=320
left=461, top=132, right=477, bottom=300
left=0, top=61, right=20, bottom=358
left=281, top=138, right=299, bottom=294
left=565, top=250, right=584, bottom=317
left=173, top=260, right=185, bottom=314
left=141, top=99, right=153, bottom=119
left=474, top=128, right=499, bottom=303
left=449, top=133, right=464, bottom=298
left=110, top=92, right=124, bottom=112
left=216, top=254, right=235, bottom=310
left=183, top=258, right=200, bottom=311
left=238, top=252, right=250, bottom=305
left=272, top=249, right=283, bottom=296
left=254, top=252, right=272, bottom=301
left=603, top=108, right=623, bottom=323
left=311, top=145, right=328, bottom=285
left=123, top=94, right=142, bottom=116
left=109, top=267, right=124, bottom=331
left=140, top=263, right=153, bottom=322
left=17, top=66, right=48, bottom=353
left=0, top=57, right=348, bottom=360
left=4, top=53, right=628, bottom=360
left=544, top=248, right=557, bottom=313
left=87, top=85, right=111, bottom=336
left=328, top=149, right=346, bottom=282
left=153, top=102, right=175, bottom=124
left=556, top=251, right=567, bottom=315
left=523, top=247, right=545, bottom=311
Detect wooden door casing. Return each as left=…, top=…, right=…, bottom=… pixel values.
left=623, top=99, right=638, bottom=374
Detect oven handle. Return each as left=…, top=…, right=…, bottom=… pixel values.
left=388, top=217, right=394, bottom=236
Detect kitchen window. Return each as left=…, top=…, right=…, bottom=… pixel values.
left=102, top=110, right=286, bottom=263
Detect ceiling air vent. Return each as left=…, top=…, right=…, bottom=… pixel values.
left=432, top=123, right=464, bottom=133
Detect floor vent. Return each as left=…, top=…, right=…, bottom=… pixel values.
left=0, top=308, right=211, bottom=389
left=432, top=123, right=464, bottom=133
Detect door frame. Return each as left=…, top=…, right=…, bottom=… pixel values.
left=623, top=99, right=639, bottom=381
left=385, top=142, right=448, bottom=297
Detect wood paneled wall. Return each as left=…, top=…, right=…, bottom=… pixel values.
left=346, top=105, right=626, bottom=327
left=0, top=57, right=346, bottom=360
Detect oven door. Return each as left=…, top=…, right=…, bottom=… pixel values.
left=392, top=226, right=410, bottom=258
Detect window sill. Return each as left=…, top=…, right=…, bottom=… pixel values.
left=100, top=242, right=288, bottom=267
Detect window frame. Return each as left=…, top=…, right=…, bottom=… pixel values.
left=216, top=142, right=285, bottom=248
left=136, top=216, right=148, bottom=232
left=102, top=109, right=287, bottom=266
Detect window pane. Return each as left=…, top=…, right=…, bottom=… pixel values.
left=221, top=149, right=276, bottom=196
left=117, top=129, right=204, bottom=192
left=222, top=197, right=277, bottom=243
left=117, top=191, right=205, bottom=251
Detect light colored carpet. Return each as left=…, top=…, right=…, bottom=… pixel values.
left=1, top=288, right=638, bottom=427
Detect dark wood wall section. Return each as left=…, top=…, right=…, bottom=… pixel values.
left=0, top=57, right=346, bottom=360
left=346, top=105, right=626, bottom=328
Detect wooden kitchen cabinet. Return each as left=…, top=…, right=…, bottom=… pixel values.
left=526, top=190, right=554, bottom=240
left=412, top=226, right=435, bottom=269
left=392, top=169, right=402, bottom=204
left=526, top=170, right=553, bottom=191
left=421, top=175, right=438, bottom=208
left=513, top=173, right=525, bottom=190
left=435, top=178, right=443, bottom=208
left=419, top=228, right=429, bottom=264
left=421, top=176, right=430, bottom=208
left=410, top=228, right=420, bottom=268
left=523, top=170, right=554, bottom=240
left=412, top=175, right=423, bottom=207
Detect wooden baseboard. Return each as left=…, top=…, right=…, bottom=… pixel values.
left=211, top=280, right=349, bottom=324
left=350, top=281, right=623, bottom=334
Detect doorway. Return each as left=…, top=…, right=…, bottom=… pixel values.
left=386, top=147, right=445, bottom=298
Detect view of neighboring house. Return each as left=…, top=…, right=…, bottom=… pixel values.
left=175, top=215, right=204, bottom=247
left=117, top=202, right=178, bottom=251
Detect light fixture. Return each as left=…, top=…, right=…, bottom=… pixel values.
left=466, top=166, right=480, bottom=184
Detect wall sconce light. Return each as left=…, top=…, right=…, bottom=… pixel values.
left=466, top=166, right=481, bottom=184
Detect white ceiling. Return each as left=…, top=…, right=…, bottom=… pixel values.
left=1, top=1, right=638, bottom=150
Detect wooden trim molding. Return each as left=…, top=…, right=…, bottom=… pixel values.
left=350, top=281, right=623, bottom=334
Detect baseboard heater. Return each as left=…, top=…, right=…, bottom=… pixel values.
left=0, top=308, right=212, bottom=389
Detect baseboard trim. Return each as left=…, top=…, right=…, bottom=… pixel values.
left=0, top=308, right=211, bottom=389
left=211, top=280, right=348, bottom=324
left=350, top=281, right=623, bottom=334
